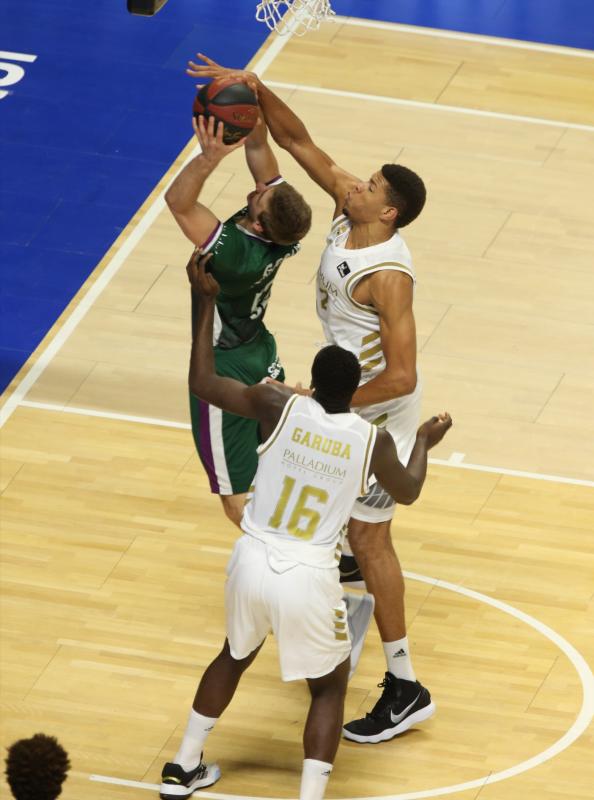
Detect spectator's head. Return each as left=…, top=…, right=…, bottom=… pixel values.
left=5, top=734, right=70, bottom=800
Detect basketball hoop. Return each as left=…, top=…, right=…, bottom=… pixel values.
left=256, top=0, right=335, bottom=37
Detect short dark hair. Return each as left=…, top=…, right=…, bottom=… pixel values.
left=5, top=734, right=70, bottom=800
left=381, top=164, right=426, bottom=228
left=311, top=345, right=361, bottom=410
left=259, top=182, right=312, bottom=245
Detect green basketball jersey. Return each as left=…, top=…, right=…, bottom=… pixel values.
left=197, top=205, right=299, bottom=349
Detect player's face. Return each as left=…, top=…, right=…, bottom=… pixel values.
left=247, top=183, right=275, bottom=222
left=343, top=171, right=393, bottom=223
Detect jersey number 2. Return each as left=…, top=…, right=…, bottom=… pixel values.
left=268, top=476, right=329, bottom=540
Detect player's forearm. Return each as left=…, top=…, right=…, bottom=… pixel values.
left=165, top=154, right=220, bottom=213
left=351, top=369, right=417, bottom=407
left=402, top=433, right=429, bottom=500
left=189, top=294, right=217, bottom=396
left=257, top=81, right=310, bottom=149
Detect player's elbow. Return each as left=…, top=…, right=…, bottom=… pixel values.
left=392, top=479, right=421, bottom=506
left=387, top=368, right=417, bottom=398
left=165, top=186, right=187, bottom=214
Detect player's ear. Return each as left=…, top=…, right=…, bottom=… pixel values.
left=381, top=205, right=398, bottom=223
left=253, top=217, right=265, bottom=235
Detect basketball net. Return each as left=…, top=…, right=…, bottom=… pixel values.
left=256, top=0, right=335, bottom=36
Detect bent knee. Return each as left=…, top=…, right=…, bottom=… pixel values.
left=348, top=519, right=394, bottom=558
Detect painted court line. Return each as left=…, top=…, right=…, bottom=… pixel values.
left=0, top=32, right=293, bottom=432
left=335, top=16, right=594, bottom=59
left=18, top=400, right=594, bottom=488
left=90, top=571, right=594, bottom=800
left=268, top=80, right=594, bottom=133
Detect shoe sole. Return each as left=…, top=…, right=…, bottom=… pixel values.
left=342, top=701, right=436, bottom=743
left=159, top=764, right=221, bottom=798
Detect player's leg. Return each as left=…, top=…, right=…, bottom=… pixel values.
left=189, top=390, right=255, bottom=527
left=270, top=559, right=351, bottom=799
left=161, top=535, right=269, bottom=798
left=343, top=515, right=435, bottom=743
left=189, top=330, right=284, bottom=528
left=300, top=657, right=349, bottom=800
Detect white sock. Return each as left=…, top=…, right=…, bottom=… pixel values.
left=174, top=709, right=218, bottom=770
left=299, top=759, right=333, bottom=800
left=383, top=636, right=416, bottom=682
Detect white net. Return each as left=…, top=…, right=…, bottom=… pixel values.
left=255, top=0, right=335, bottom=36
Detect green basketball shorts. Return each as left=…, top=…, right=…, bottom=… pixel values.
left=189, top=327, right=285, bottom=496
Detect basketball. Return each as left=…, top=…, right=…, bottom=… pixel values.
left=193, top=78, right=258, bottom=144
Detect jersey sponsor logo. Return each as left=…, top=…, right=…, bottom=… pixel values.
left=318, top=270, right=338, bottom=296
left=282, top=449, right=347, bottom=480
left=337, top=260, right=351, bottom=278
left=291, top=427, right=351, bottom=459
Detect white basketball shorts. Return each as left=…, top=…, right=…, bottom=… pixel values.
left=351, top=374, right=423, bottom=523
left=225, top=534, right=351, bottom=681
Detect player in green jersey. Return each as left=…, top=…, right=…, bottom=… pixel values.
left=165, top=113, right=312, bottom=526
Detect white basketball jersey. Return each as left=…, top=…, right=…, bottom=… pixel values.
left=316, top=214, right=416, bottom=383
left=241, top=395, right=377, bottom=568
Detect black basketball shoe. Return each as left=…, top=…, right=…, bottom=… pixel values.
left=343, top=672, right=435, bottom=743
left=160, top=759, right=221, bottom=799
left=339, top=554, right=366, bottom=589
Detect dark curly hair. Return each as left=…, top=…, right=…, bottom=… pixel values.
left=311, top=345, right=361, bottom=412
left=5, top=734, right=70, bottom=800
left=381, top=163, right=427, bottom=228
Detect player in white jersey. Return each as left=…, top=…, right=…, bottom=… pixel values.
left=188, top=55, right=431, bottom=744
left=159, top=254, right=451, bottom=800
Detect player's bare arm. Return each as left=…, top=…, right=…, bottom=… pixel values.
left=350, top=270, right=417, bottom=407
left=165, top=115, right=245, bottom=247
left=188, top=252, right=292, bottom=434
left=372, top=414, right=452, bottom=505
left=245, top=114, right=281, bottom=185
left=187, top=53, right=358, bottom=213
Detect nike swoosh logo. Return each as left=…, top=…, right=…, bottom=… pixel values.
left=390, top=693, right=421, bottom=724
left=340, top=567, right=360, bottom=577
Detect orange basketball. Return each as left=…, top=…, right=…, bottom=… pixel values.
left=193, top=77, right=258, bottom=144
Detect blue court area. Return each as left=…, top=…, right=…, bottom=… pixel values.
left=1, top=0, right=593, bottom=393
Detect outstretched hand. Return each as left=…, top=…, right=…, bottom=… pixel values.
left=417, top=412, right=453, bottom=449
left=187, top=53, right=259, bottom=95
left=186, top=250, right=220, bottom=298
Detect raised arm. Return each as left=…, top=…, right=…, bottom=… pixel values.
left=244, top=114, right=281, bottom=185
left=187, top=54, right=359, bottom=213
left=188, top=252, right=291, bottom=430
left=165, top=115, right=244, bottom=248
left=350, top=270, right=417, bottom=407
left=371, top=414, right=452, bottom=505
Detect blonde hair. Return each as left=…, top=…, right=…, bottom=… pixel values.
left=259, top=183, right=312, bottom=244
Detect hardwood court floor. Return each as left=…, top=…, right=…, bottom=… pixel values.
left=1, top=18, right=594, bottom=800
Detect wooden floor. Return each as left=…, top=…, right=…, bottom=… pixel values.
left=1, top=18, right=594, bottom=800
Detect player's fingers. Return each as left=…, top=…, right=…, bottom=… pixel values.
left=198, top=252, right=213, bottom=270
left=197, top=53, right=220, bottom=67
left=207, top=114, right=215, bottom=138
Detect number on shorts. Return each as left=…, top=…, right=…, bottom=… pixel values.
left=268, top=476, right=329, bottom=540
